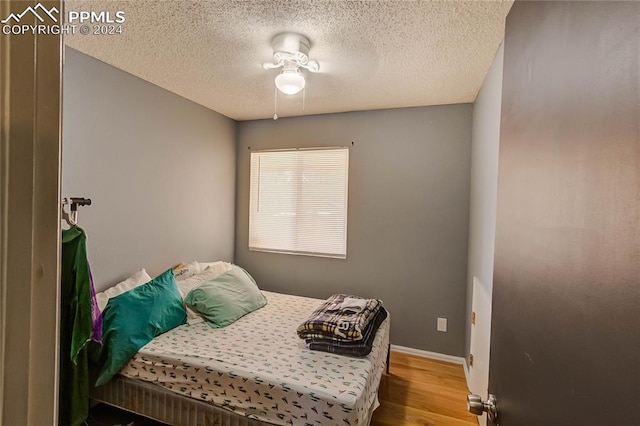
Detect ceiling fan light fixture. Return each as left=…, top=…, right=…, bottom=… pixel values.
left=264, top=32, right=319, bottom=97
left=275, top=69, right=306, bottom=95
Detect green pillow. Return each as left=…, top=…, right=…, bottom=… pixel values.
left=93, top=269, right=186, bottom=386
left=185, top=265, right=267, bottom=328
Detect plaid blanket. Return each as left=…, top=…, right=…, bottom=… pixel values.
left=307, top=307, right=388, bottom=356
left=297, top=294, right=382, bottom=342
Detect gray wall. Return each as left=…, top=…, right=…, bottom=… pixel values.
left=465, top=45, right=503, bottom=360
left=236, top=106, right=472, bottom=355
left=63, top=48, right=236, bottom=291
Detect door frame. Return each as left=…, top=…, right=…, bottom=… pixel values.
left=0, top=0, right=63, bottom=423
left=466, top=41, right=504, bottom=426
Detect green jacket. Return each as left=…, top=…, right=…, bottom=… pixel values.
left=59, top=226, right=93, bottom=426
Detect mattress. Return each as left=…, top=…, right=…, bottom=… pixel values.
left=117, top=291, right=390, bottom=425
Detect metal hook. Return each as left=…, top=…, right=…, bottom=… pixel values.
left=61, top=197, right=91, bottom=227
left=61, top=198, right=77, bottom=226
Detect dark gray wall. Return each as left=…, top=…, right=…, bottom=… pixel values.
left=236, top=106, right=472, bottom=355
left=489, top=1, right=639, bottom=424
left=63, top=48, right=236, bottom=291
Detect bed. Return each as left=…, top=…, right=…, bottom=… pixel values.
left=90, top=289, right=390, bottom=426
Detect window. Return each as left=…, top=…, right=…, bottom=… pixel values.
left=249, top=147, right=349, bottom=258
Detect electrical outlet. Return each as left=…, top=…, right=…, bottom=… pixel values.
left=437, top=317, right=448, bottom=332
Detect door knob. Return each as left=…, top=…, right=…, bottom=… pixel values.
left=467, top=393, right=498, bottom=422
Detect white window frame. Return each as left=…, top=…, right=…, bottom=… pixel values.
left=248, top=147, right=349, bottom=259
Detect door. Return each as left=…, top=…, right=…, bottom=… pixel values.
left=487, top=1, right=639, bottom=425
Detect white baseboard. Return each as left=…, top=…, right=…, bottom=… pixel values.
left=390, top=344, right=466, bottom=365
left=463, top=359, right=471, bottom=387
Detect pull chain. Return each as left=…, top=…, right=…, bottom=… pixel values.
left=302, top=86, right=306, bottom=111
left=273, top=86, right=278, bottom=120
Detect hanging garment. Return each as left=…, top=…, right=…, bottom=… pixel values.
left=59, top=225, right=101, bottom=426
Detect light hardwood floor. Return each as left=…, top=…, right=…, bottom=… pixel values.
left=371, top=351, right=479, bottom=426
left=89, top=351, right=478, bottom=426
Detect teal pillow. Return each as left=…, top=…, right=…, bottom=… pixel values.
left=185, top=265, right=267, bottom=328
left=93, top=269, right=186, bottom=386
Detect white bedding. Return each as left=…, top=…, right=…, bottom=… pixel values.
left=119, top=291, right=390, bottom=425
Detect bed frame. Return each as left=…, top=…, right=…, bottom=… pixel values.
left=92, top=375, right=269, bottom=426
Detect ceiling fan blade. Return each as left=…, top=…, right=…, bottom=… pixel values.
left=262, top=61, right=283, bottom=70
left=303, top=60, right=320, bottom=72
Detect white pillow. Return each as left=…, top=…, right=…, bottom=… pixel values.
left=174, top=264, right=231, bottom=300
left=173, top=260, right=201, bottom=281
left=185, top=307, right=204, bottom=325
left=96, top=268, right=151, bottom=312
left=198, top=261, right=232, bottom=278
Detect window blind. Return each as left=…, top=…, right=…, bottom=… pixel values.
left=249, top=147, right=349, bottom=258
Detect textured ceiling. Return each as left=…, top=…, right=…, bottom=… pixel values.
left=65, top=0, right=513, bottom=121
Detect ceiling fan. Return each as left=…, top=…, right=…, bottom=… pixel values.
left=263, top=32, right=320, bottom=96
